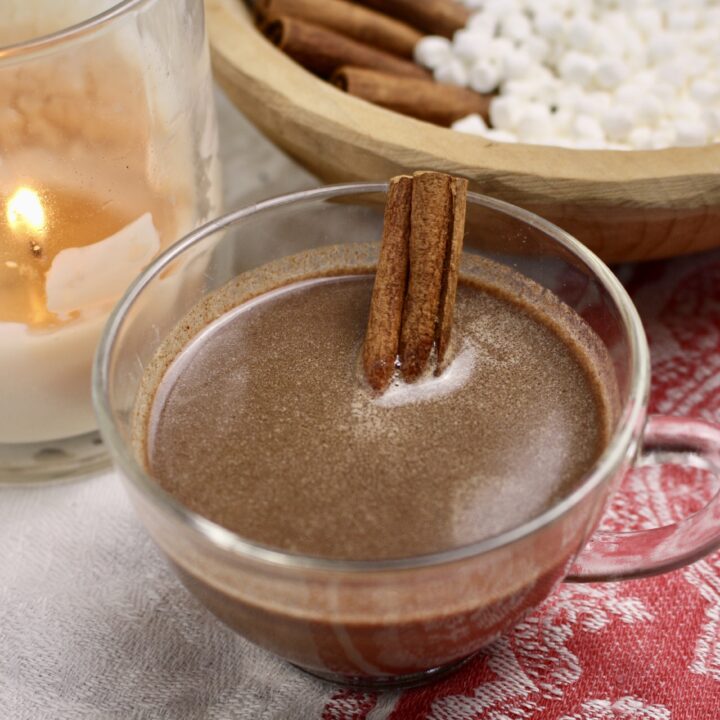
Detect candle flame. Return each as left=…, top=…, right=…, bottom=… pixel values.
left=7, top=187, right=46, bottom=235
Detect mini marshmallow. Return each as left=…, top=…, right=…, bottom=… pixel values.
left=501, top=79, right=538, bottom=100
left=559, top=51, right=597, bottom=85
left=489, top=95, right=524, bottom=130
left=706, top=8, right=720, bottom=27
left=591, top=32, right=624, bottom=64
left=667, top=9, right=698, bottom=33
left=651, top=126, right=677, bottom=149
left=483, top=0, right=516, bottom=16
left=603, top=106, right=636, bottom=141
left=620, top=27, right=646, bottom=62
left=554, top=85, right=583, bottom=110
left=635, top=95, right=664, bottom=125
left=483, top=128, right=519, bottom=143
left=656, top=59, right=688, bottom=89
left=516, top=102, right=554, bottom=143
left=467, top=12, right=499, bottom=35
left=533, top=10, right=564, bottom=41
left=595, top=58, right=627, bottom=90
left=694, top=28, right=720, bottom=53
left=521, top=0, right=546, bottom=14
left=628, top=126, right=654, bottom=150
left=680, top=51, right=709, bottom=77
left=469, top=60, right=501, bottom=93
left=675, top=97, right=704, bottom=121
left=633, top=8, right=663, bottom=37
left=499, top=12, right=532, bottom=42
left=486, top=38, right=515, bottom=63
left=634, top=68, right=656, bottom=85
left=674, top=118, right=708, bottom=146
left=525, top=64, right=556, bottom=85
left=648, top=33, right=680, bottom=64
left=573, top=114, right=606, bottom=143
left=453, top=29, right=492, bottom=62
left=521, top=35, right=550, bottom=63
left=414, top=36, right=452, bottom=69
left=601, top=10, right=628, bottom=34
left=706, top=109, right=720, bottom=136
left=691, top=78, right=720, bottom=104
left=567, top=16, right=596, bottom=51
left=575, top=92, right=612, bottom=117
left=614, top=83, right=643, bottom=104
left=552, top=108, right=575, bottom=134
left=435, top=58, right=468, bottom=87
left=451, top=113, right=489, bottom=135
left=503, top=49, right=533, bottom=79
left=649, top=83, right=677, bottom=104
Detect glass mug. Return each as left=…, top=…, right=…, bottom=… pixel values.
left=94, top=185, right=720, bottom=688
left=0, top=0, right=221, bottom=482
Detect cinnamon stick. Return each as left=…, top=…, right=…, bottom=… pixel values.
left=264, top=16, right=430, bottom=79
left=362, top=171, right=468, bottom=390
left=349, top=0, right=471, bottom=39
left=257, top=0, right=422, bottom=58
left=362, top=175, right=412, bottom=392
left=332, top=66, right=491, bottom=126
left=400, top=172, right=454, bottom=382
left=436, top=176, right=468, bottom=372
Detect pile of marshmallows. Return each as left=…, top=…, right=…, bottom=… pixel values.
left=415, top=0, right=720, bottom=149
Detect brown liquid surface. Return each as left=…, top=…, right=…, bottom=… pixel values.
left=146, top=274, right=609, bottom=561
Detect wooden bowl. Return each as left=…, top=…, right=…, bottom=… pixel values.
left=207, top=0, right=720, bottom=263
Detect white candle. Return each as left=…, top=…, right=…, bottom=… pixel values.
left=0, top=212, right=160, bottom=443
left=0, top=0, right=221, bottom=447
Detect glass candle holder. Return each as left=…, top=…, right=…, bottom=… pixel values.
left=0, top=0, right=221, bottom=482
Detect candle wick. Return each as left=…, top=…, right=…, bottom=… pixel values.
left=29, top=240, right=43, bottom=258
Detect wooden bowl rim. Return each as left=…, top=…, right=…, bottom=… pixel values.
left=207, top=0, right=720, bottom=207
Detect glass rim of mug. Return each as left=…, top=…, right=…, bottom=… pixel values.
left=0, top=0, right=149, bottom=61
left=93, top=182, right=650, bottom=574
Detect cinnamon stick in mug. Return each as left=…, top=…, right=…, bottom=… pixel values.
left=332, top=66, right=491, bottom=126
left=435, top=176, right=468, bottom=372
left=349, top=0, right=471, bottom=38
left=257, top=0, right=422, bottom=58
left=399, top=171, right=455, bottom=382
left=362, top=175, right=413, bottom=392
left=264, top=16, right=430, bottom=79
left=362, top=171, right=468, bottom=390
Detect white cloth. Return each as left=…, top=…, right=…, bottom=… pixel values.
left=0, top=472, right=334, bottom=719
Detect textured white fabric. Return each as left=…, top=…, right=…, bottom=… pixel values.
left=0, top=472, right=333, bottom=720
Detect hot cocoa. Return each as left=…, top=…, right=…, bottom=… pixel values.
left=145, top=271, right=610, bottom=560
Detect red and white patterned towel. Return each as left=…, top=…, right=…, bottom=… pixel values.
left=322, top=251, right=720, bottom=720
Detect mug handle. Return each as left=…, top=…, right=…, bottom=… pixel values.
left=567, top=414, right=720, bottom=582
